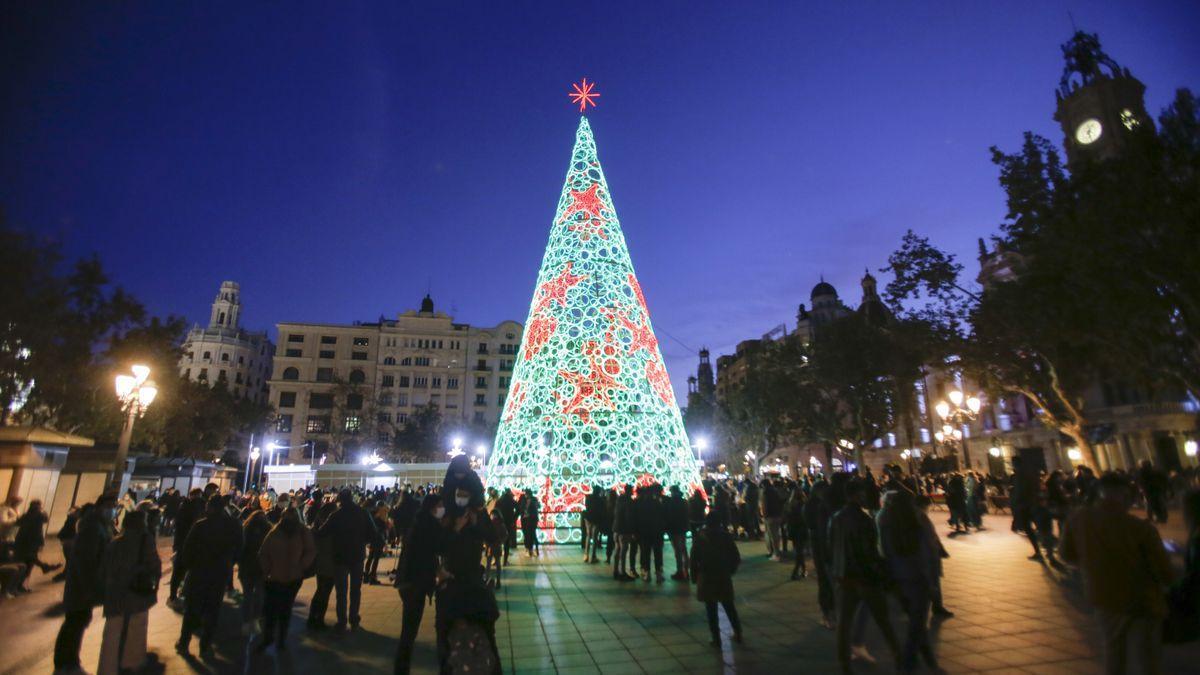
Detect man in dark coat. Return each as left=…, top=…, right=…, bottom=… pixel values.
left=612, top=485, right=636, bottom=581
left=168, top=488, right=205, bottom=606
left=495, top=489, right=516, bottom=565
left=54, top=493, right=117, bottom=672
left=804, top=483, right=835, bottom=626
left=394, top=494, right=443, bottom=674
left=176, top=494, right=244, bottom=656
left=691, top=510, right=742, bottom=648
left=665, top=485, right=690, bottom=581
left=636, top=485, right=666, bottom=582
left=318, top=488, right=381, bottom=630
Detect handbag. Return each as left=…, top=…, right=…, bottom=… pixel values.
left=129, top=533, right=159, bottom=596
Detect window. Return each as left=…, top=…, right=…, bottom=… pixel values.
left=398, top=375, right=410, bottom=388
left=447, top=377, right=459, bottom=390
left=319, top=350, right=335, bottom=359
left=401, top=357, right=412, bottom=366
left=477, top=343, right=489, bottom=354
left=379, top=392, right=392, bottom=406
left=431, top=377, right=442, bottom=389
left=309, top=393, right=334, bottom=409
left=413, top=376, right=428, bottom=389
left=414, top=357, right=430, bottom=366
left=287, top=334, right=304, bottom=343
left=397, top=393, right=409, bottom=407
left=344, top=415, right=361, bottom=433
left=397, top=413, right=409, bottom=424
left=475, top=376, right=487, bottom=388
left=234, top=372, right=243, bottom=384
left=306, top=416, right=331, bottom=433
left=475, top=394, right=486, bottom=406
left=238, top=356, right=244, bottom=365
left=498, top=376, right=510, bottom=389
left=198, top=368, right=208, bottom=381
left=285, top=348, right=302, bottom=358
left=320, top=335, right=337, bottom=344
left=276, top=414, right=293, bottom=433
left=282, top=367, right=299, bottom=380
left=217, top=370, right=227, bottom=381
left=346, top=393, right=363, bottom=410
left=316, top=367, right=333, bottom=382
left=353, top=337, right=369, bottom=347
left=500, top=359, right=513, bottom=371
left=351, top=351, right=368, bottom=361
left=378, top=432, right=391, bottom=444
left=381, top=375, right=395, bottom=388
left=278, top=392, right=296, bottom=408
left=473, top=412, right=485, bottom=424
left=497, top=395, right=506, bottom=406
left=348, top=369, right=366, bottom=384
left=383, top=356, right=396, bottom=365
left=499, top=343, right=517, bottom=355
left=475, top=359, right=488, bottom=371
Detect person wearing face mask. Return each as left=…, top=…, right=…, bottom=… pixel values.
left=393, top=494, right=444, bottom=674
left=436, top=480, right=501, bottom=674
left=54, top=493, right=118, bottom=673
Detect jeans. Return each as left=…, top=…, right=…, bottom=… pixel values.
left=180, top=585, right=224, bottom=648
left=262, top=579, right=302, bottom=644
left=1098, top=610, right=1162, bottom=675
left=309, top=574, right=335, bottom=626
left=790, top=535, right=807, bottom=576
left=395, top=588, right=427, bottom=674
left=896, top=578, right=936, bottom=669
left=764, top=516, right=783, bottom=555
left=704, top=599, right=742, bottom=641
left=669, top=532, right=689, bottom=576
left=334, top=564, right=364, bottom=626
left=836, top=579, right=899, bottom=667
left=639, top=537, right=664, bottom=575
left=54, top=608, right=93, bottom=670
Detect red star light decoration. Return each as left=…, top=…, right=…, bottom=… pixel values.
left=558, top=183, right=606, bottom=224
left=569, top=78, right=600, bottom=112
left=532, top=261, right=587, bottom=314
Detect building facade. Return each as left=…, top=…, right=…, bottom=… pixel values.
left=267, top=294, right=522, bottom=462
left=179, top=281, right=274, bottom=403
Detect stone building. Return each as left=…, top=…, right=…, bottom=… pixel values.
left=267, top=294, right=522, bottom=462
left=178, top=281, right=274, bottom=403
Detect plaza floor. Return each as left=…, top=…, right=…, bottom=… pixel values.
left=0, top=509, right=1196, bottom=674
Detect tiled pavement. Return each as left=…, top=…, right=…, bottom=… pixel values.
left=1, top=509, right=1196, bottom=674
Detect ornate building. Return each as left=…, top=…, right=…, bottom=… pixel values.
left=178, top=281, right=274, bottom=403
left=266, top=294, right=521, bottom=462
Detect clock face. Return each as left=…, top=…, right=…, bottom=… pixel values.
left=1075, top=119, right=1103, bottom=145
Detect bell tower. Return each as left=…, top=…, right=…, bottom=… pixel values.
left=1054, top=31, right=1151, bottom=164
left=208, top=281, right=242, bottom=330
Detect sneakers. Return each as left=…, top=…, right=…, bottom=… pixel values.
left=850, top=645, right=876, bottom=664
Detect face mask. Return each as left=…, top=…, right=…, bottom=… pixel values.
left=455, top=496, right=469, bottom=508
left=432, top=507, right=446, bottom=519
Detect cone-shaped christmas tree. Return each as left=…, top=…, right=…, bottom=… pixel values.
left=486, top=117, right=701, bottom=542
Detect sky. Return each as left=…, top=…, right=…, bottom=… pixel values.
left=3, top=1, right=1199, bottom=403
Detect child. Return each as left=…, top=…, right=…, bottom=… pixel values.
left=486, top=510, right=507, bottom=588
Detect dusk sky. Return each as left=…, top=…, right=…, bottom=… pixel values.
left=4, top=2, right=1198, bottom=402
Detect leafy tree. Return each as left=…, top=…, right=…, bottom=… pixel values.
left=392, top=403, right=444, bottom=461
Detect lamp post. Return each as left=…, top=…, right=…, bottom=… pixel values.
left=111, top=365, right=158, bottom=492
left=245, top=447, right=261, bottom=492
left=934, top=388, right=981, bottom=471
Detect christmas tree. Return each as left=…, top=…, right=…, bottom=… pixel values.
left=486, top=116, right=702, bottom=542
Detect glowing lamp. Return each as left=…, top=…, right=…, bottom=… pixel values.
left=476, top=444, right=488, bottom=456
left=1067, top=447, right=1082, bottom=461
left=989, top=446, right=1001, bottom=458
left=250, top=448, right=261, bottom=461
left=967, top=397, right=981, bottom=414
left=911, top=448, right=921, bottom=458
left=139, top=382, right=158, bottom=407
left=696, top=437, right=709, bottom=452
left=948, top=390, right=964, bottom=407
left=115, top=375, right=136, bottom=399
left=901, top=449, right=911, bottom=460
left=131, top=364, right=150, bottom=384
left=935, top=401, right=951, bottom=419
left=1186, top=440, right=1198, bottom=457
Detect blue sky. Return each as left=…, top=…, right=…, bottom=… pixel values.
left=3, top=1, right=1198, bottom=402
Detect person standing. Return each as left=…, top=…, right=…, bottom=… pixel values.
left=804, top=483, right=835, bottom=627
left=176, top=494, right=244, bottom=657
left=636, top=485, right=666, bottom=582
left=665, top=485, right=690, bottom=581
left=1009, top=456, right=1044, bottom=561
left=436, top=484, right=501, bottom=673
left=307, top=501, right=338, bottom=631
left=167, top=488, right=204, bottom=608
left=394, top=494, right=443, bottom=674
left=785, top=487, right=808, bottom=580
left=877, top=491, right=939, bottom=673
left=496, top=489, right=517, bottom=566
left=829, top=480, right=900, bottom=673
left=257, top=507, right=316, bottom=651
left=690, top=510, right=743, bottom=648
left=520, top=490, right=540, bottom=557
left=914, top=496, right=953, bottom=618
left=317, top=489, right=381, bottom=630
left=98, top=508, right=160, bottom=675
left=54, top=506, right=82, bottom=582
left=54, top=493, right=117, bottom=674
left=365, top=503, right=390, bottom=585
left=612, top=485, right=636, bottom=581
left=239, top=509, right=271, bottom=635
left=761, top=478, right=785, bottom=560
left=1060, top=473, right=1173, bottom=675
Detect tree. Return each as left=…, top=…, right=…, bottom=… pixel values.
left=392, top=403, right=444, bottom=461
left=485, top=116, right=702, bottom=524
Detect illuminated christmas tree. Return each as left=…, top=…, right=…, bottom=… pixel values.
left=486, top=110, right=702, bottom=542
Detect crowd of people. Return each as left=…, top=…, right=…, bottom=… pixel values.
left=0, top=454, right=1194, bottom=675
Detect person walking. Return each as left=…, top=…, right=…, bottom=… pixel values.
left=394, top=494, right=443, bottom=674
left=176, top=494, right=244, bottom=657
left=877, top=490, right=939, bottom=673
left=1060, top=473, right=1173, bottom=675
left=317, top=489, right=381, bottom=630
left=804, top=483, right=835, bottom=627
left=257, top=507, right=316, bottom=651
left=365, top=503, right=390, bottom=585
left=914, top=496, right=954, bottom=618
left=691, top=510, right=743, bottom=648
left=829, top=480, right=900, bottom=673
left=785, top=487, right=808, bottom=580
left=54, top=493, right=117, bottom=674
left=54, top=506, right=82, bottom=582
left=496, top=489, right=517, bottom=566
left=239, top=508, right=271, bottom=635
left=98, top=507, right=160, bottom=675
left=13, top=499, right=62, bottom=590
left=665, top=485, right=690, bottom=581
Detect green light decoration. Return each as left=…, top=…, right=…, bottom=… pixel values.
left=486, top=116, right=702, bottom=543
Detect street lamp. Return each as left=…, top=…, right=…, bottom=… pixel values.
left=934, top=387, right=981, bottom=471
left=245, top=446, right=261, bottom=491
left=448, top=436, right=466, bottom=459
left=1185, top=440, right=1198, bottom=458
left=111, top=365, right=158, bottom=491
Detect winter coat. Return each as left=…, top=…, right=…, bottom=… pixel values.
left=613, top=493, right=636, bottom=535
left=664, top=495, right=688, bottom=536
left=172, top=496, right=204, bottom=553
left=690, top=525, right=740, bottom=603
left=312, top=525, right=337, bottom=578
left=102, top=523, right=160, bottom=617
left=317, top=501, right=381, bottom=567
left=762, top=483, right=785, bottom=518
left=635, top=494, right=665, bottom=540
left=785, top=495, right=807, bottom=541
left=181, top=509, right=243, bottom=595
left=63, top=509, right=113, bottom=611
left=13, top=509, right=48, bottom=559
left=687, top=493, right=707, bottom=528
left=436, top=510, right=499, bottom=627
left=258, top=524, right=316, bottom=584
left=395, top=510, right=442, bottom=595
left=238, top=512, right=271, bottom=582
left=803, top=497, right=832, bottom=563
left=828, top=504, right=886, bottom=586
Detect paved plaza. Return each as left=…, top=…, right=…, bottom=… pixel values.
left=0, top=511, right=1195, bottom=674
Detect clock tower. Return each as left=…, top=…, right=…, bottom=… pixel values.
left=1053, top=31, right=1151, bottom=164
